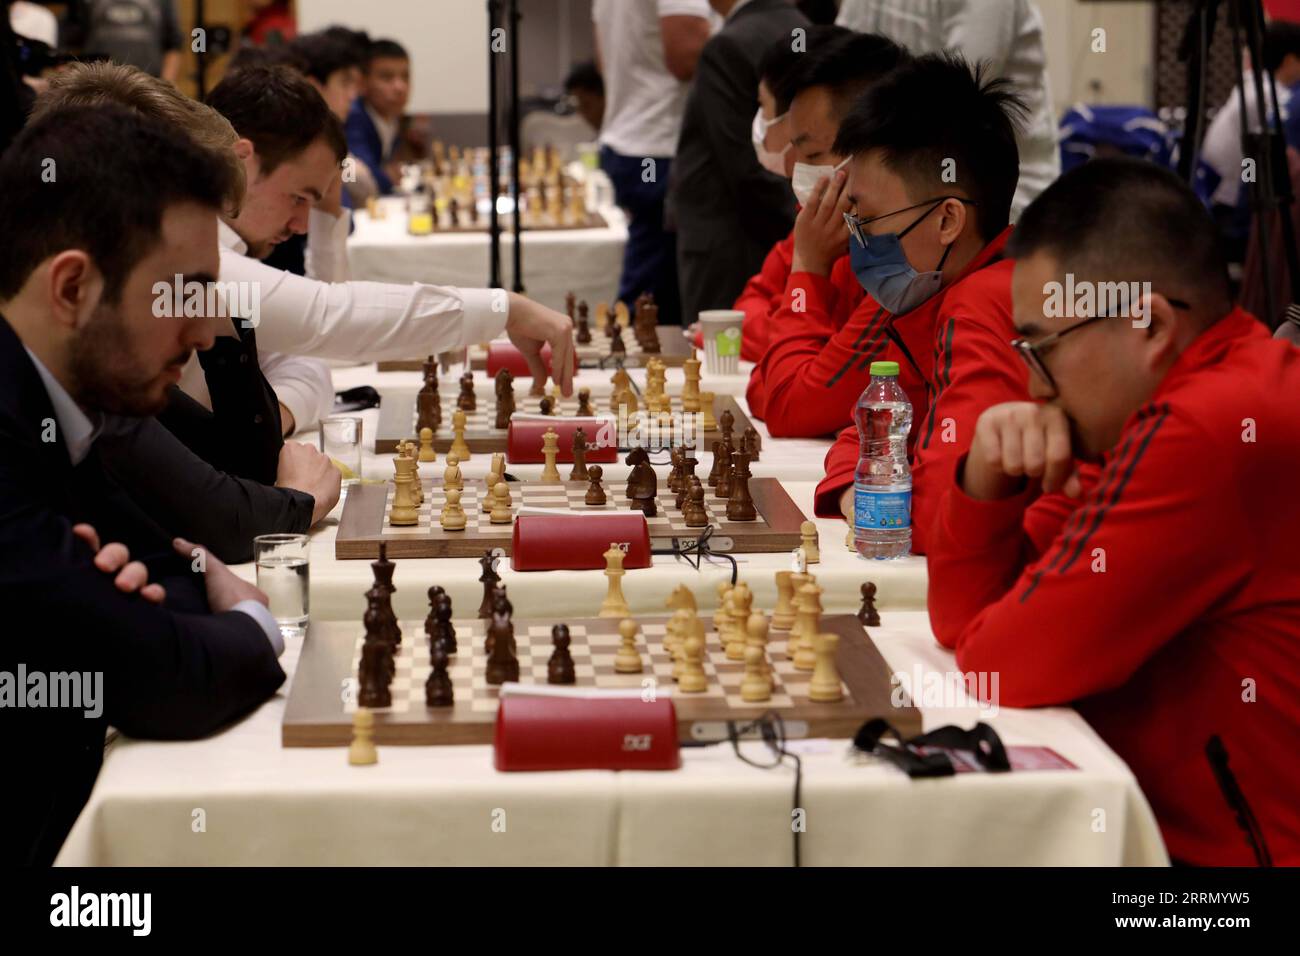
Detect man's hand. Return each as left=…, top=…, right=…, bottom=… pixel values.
left=964, top=402, right=1082, bottom=501
left=173, top=538, right=269, bottom=614
left=276, top=441, right=342, bottom=525
left=505, top=292, right=576, bottom=397
left=72, top=524, right=166, bottom=604
left=791, top=170, right=852, bottom=277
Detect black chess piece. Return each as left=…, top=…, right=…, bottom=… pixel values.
left=576, top=301, right=592, bottom=345
left=569, top=427, right=589, bottom=481
left=436, top=594, right=457, bottom=653
left=683, top=480, right=708, bottom=528
left=485, top=594, right=519, bottom=685
left=610, top=324, right=626, bottom=356
left=667, top=445, right=683, bottom=494
left=547, top=624, right=576, bottom=684
left=417, top=356, right=441, bottom=432
left=370, top=544, right=401, bottom=649
left=707, top=440, right=722, bottom=487
left=458, top=371, right=476, bottom=411
left=565, top=291, right=576, bottom=320
left=675, top=456, right=698, bottom=510
left=425, top=585, right=446, bottom=647
left=425, top=643, right=454, bottom=707
left=494, top=368, right=515, bottom=429
left=858, top=582, right=881, bottom=627
left=714, top=442, right=733, bottom=499
left=585, top=465, right=607, bottom=505
left=477, top=550, right=501, bottom=618
left=742, top=426, right=760, bottom=462
left=539, top=395, right=553, bottom=416
left=576, top=388, right=593, bottom=417
left=625, top=447, right=656, bottom=504
left=725, top=451, right=756, bottom=521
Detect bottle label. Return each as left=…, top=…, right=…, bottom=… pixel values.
left=854, top=487, right=912, bottom=531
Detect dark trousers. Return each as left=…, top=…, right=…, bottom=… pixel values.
left=600, top=146, right=682, bottom=324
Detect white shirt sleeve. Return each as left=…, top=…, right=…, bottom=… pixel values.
left=220, top=246, right=508, bottom=362
left=232, top=599, right=286, bottom=657
left=305, top=206, right=352, bottom=282
left=259, top=350, right=335, bottom=435
left=657, top=0, right=711, bottom=16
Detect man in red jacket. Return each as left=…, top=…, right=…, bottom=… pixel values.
left=929, top=158, right=1300, bottom=866
left=745, top=30, right=907, bottom=420
left=809, top=54, right=1028, bottom=554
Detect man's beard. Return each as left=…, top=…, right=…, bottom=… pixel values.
left=68, top=303, right=188, bottom=417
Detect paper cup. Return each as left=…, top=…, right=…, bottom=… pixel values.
left=699, top=309, right=744, bottom=375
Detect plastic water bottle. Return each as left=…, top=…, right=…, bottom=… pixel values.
left=853, top=361, right=913, bottom=559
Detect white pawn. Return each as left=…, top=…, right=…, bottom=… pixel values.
left=482, top=470, right=500, bottom=513
left=489, top=481, right=513, bottom=524
left=418, top=426, right=438, bottom=463
left=741, top=645, right=771, bottom=703
left=449, top=408, right=471, bottom=462
left=443, top=453, right=464, bottom=492
left=440, top=487, right=467, bottom=530
left=808, top=632, right=844, bottom=703
left=348, top=708, right=378, bottom=766
left=615, top=618, right=644, bottom=674
left=678, top=631, right=707, bottom=693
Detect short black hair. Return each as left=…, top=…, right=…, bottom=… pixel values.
left=564, top=60, right=603, bottom=95
left=760, top=24, right=851, bottom=113
left=833, top=52, right=1026, bottom=240
left=225, top=43, right=307, bottom=76
left=366, top=38, right=409, bottom=68
left=1263, top=20, right=1300, bottom=72
left=0, top=105, right=234, bottom=301
left=323, top=25, right=371, bottom=61
left=1007, top=157, right=1232, bottom=322
left=787, top=30, right=910, bottom=119
left=288, top=30, right=364, bottom=85
left=205, top=64, right=347, bottom=175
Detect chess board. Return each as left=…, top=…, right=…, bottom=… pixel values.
left=335, top=475, right=807, bottom=559
left=378, top=209, right=610, bottom=235
left=282, top=614, right=921, bottom=746
left=376, top=327, right=693, bottom=372
left=375, top=387, right=759, bottom=456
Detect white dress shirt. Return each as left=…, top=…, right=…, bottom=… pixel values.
left=23, top=347, right=283, bottom=655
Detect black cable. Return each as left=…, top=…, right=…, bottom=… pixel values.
left=650, top=525, right=739, bottom=585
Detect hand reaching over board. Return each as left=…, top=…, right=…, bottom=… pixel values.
left=505, top=292, right=576, bottom=397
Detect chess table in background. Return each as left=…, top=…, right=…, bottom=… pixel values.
left=374, top=387, right=758, bottom=456
left=376, top=328, right=694, bottom=373
left=283, top=614, right=919, bottom=746
left=335, top=476, right=808, bottom=560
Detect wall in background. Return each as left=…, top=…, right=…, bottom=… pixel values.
left=1037, top=0, right=1155, bottom=113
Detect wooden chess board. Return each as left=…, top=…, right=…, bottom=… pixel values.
left=364, top=208, right=609, bottom=234
left=282, top=614, right=920, bottom=746
left=335, top=475, right=806, bottom=559
left=374, top=387, right=759, bottom=455
left=376, top=327, right=693, bottom=372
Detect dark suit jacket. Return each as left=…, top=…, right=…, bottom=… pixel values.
left=671, top=0, right=808, bottom=308
left=0, top=314, right=286, bottom=867
left=346, top=97, right=394, bottom=196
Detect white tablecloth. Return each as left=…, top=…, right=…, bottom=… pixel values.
left=55, top=612, right=1168, bottom=866
left=348, top=198, right=628, bottom=310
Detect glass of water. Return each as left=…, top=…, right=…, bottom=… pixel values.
left=254, top=533, right=310, bottom=638
left=320, top=415, right=363, bottom=484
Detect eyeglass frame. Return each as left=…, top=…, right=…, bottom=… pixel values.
left=843, top=195, right=979, bottom=246
left=1010, top=297, right=1193, bottom=394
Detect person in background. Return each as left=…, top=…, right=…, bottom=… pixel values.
left=593, top=0, right=710, bottom=326
left=564, top=59, right=605, bottom=136
left=836, top=0, right=1058, bottom=218
left=345, top=38, right=415, bottom=196
left=244, top=0, right=295, bottom=47
left=81, top=0, right=182, bottom=82
left=671, top=0, right=809, bottom=327
left=289, top=29, right=363, bottom=121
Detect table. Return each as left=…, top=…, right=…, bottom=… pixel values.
left=348, top=197, right=628, bottom=310
left=55, top=612, right=1169, bottom=866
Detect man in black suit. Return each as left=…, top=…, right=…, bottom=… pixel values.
left=0, top=106, right=288, bottom=866
left=670, top=0, right=809, bottom=325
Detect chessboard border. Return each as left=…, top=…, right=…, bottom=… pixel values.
left=281, top=614, right=921, bottom=747
left=334, top=475, right=806, bottom=560
left=376, top=329, right=694, bottom=372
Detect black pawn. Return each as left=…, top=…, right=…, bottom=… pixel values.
left=425, top=643, right=454, bottom=707
left=858, top=582, right=881, bottom=627
left=547, top=624, right=576, bottom=684
left=478, top=551, right=501, bottom=619
left=436, top=595, right=457, bottom=653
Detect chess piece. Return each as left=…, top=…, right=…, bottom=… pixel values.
left=808, top=632, right=844, bottom=703
left=457, top=371, right=476, bottom=411
left=725, top=451, right=757, bottom=521
left=440, top=488, right=467, bottom=530
left=478, top=551, right=501, bottom=618
left=576, top=387, right=593, bottom=417
left=547, top=624, right=576, bottom=684
left=348, top=709, right=378, bottom=765
left=699, top=392, right=717, bottom=432
left=436, top=595, right=456, bottom=653
left=683, top=481, right=708, bottom=528
left=714, top=442, right=733, bottom=498
left=858, top=582, right=881, bottom=627
left=565, top=290, right=576, bottom=321
left=540, top=427, right=562, bottom=484
left=489, top=481, right=513, bottom=524
left=491, top=452, right=506, bottom=479
left=746, top=612, right=773, bottom=685
left=442, top=453, right=463, bottom=492
left=595, top=301, right=609, bottom=330
left=625, top=446, right=656, bottom=504
left=786, top=572, right=810, bottom=658
left=389, top=454, right=419, bottom=526
left=425, top=584, right=446, bottom=646
left=678, top=629, right=707, bottom=693
left=482, top=470, right=500, bottom=513
left=707, top=441, right=722, bottom=487
left=585, top=465, right=607, bottom=505
left=609, top=368, right=631, bottom=411
left=449, top=408, right=471, bottom=461
left=800, top=521, right=820, bottom=564
left=569, top=427, right=589, bottom=481
left=741, top=645, right=771, bottom=703
left=576, top=301, right=592, bottom=345
left=546, top=384, right=560, bottom=415
left=494, top=368, right=515, bottom=429
left=485, top=599, right=520, bottom=685
left=615, top=618, right=644, bottom=673
left=742, top=426, right=761, bottom=463
left=793, top=582, right=823, bottom=671
left=772, top=571, right=797, bottom=630
left=609, top=324, right=626, bottom=356
left=538, top=395, right=553, bottom=416
left=599, top=546, right=632, bottom=617
left=720, top=408, right=735, bottom=449
left=425, top=643, right=455, bottom=706
left=418, top=427, right=437, bottom=463
left=682, top=357, right=701, bottom=405
left=725, top=584, right=751, bottom=660
left=417, top=357, right=441, bottom=432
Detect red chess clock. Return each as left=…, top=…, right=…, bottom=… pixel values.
left=510, top=512, right=651, bottom=571
left=493, top=686, right=681, bottom=771
left=507, top=417, right=619, bottom=464
left=487, top=340, right=551, bottom=378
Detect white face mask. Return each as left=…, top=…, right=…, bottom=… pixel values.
left=791, top=156, right=850, bottom=206
left=752, top=108, right=791, bottom=176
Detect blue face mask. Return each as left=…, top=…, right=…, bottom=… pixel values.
left=845, top=198, right=967, bottom=315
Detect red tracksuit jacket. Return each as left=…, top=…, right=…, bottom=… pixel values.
left=691, top=231, right=794, bottom=363
left=928, top=308, right=1300, bottom=866
left=813, top=228, right=1020, bottom=555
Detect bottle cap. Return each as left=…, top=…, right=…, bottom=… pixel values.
left=869, top=361, right=900, bottom=376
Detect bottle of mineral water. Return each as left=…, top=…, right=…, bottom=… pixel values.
left=853, top=361, right=913, bottom=559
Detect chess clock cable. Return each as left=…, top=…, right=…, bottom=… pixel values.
left=651, top=526, right=739, bottom=586
left=681, top=711, right=804, bottom=867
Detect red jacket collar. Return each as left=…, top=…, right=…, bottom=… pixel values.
left=1156, top=306, right=1270, bottom=394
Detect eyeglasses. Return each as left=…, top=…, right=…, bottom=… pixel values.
left=1010, top=297, right=1192, bottom=394
left=843, top=196, right=978, bottom=246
